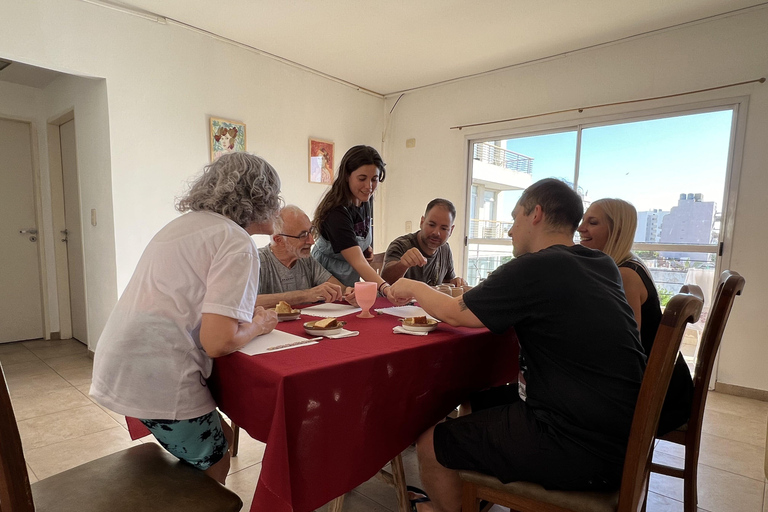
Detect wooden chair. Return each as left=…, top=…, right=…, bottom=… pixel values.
left=649, top=270, right=745, bottom=512
left=0, top=363, right=243, bottom=512
left=326, top=454, right=409, bottom=512
left=458, top=290, right=704, bottom=512
left=371, top=252, right=386, bottom=275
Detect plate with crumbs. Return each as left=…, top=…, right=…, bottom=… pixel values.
left=400, top=317, right=439, bottom=333
left=272, top=309, right=301, bottom=322
left=304, top=320, right=347, bottom=336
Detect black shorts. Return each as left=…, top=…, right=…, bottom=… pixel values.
left=433, top=387, right=622, bottom=491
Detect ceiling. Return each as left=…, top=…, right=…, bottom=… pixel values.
left=0, top=60, right=64, bottom=89
left=3, top=0, right=766, bottom=94
left=111, top=0, right=767, bottom=96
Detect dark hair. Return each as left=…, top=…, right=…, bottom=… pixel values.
left=176, top=152, right=282, bottom=228
left=517, top=178, right=583, bottom=233
left=312, top=145, right=386, bottom=233
left=424, top=198, right=456, bottom=221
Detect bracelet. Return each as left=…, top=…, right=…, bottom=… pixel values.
left=378, top=282, right=391, bottom=296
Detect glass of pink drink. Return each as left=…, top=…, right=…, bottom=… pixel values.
left=355, top=281, right=377, bottom=319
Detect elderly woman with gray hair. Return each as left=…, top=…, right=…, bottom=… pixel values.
left=90, top=152, right=282, bottom=484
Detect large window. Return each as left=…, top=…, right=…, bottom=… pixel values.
left=466, top=107, right=738, bottom=369
left=466, top=108, right=736, bottom=296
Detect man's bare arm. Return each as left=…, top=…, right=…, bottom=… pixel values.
left=389, top=278, right=484, bottom=328
left=256, top=282, right=343, bottom=308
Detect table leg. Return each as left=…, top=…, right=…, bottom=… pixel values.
left=229, top=421, right=240, bottom=457
left=328, top=495, right=345, bottom=512
left=389, top=454, right=410, bottom=512
left=377, top=454, right=409, bottom=512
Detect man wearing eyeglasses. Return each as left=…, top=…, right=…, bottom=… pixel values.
left=256, top=205, right=355, bottom=308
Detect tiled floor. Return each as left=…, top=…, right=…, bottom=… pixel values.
left=2, top=338, right=766, bottom=511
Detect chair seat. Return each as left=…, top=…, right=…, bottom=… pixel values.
left=30, top=443, right=242, bottom=512
left=458, top=470, right=619, bottom=512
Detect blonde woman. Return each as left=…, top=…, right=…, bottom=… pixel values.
left=578, top=198, right=693, bottom=435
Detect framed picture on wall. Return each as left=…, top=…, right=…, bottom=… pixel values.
left=210, top=117, right=246, bottom=161
left=308, top=138, right=334, bottom=185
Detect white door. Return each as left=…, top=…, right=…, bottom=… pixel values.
left=0, top=118, right=44, bottom=343
left=60, top=120, right=88, bottom=344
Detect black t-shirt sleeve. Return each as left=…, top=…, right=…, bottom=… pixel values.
left=321, top=208, right=358, bottom=253
left=320, top=203, right=372, bottom=254
left=462, top=256, right=535, bottom=334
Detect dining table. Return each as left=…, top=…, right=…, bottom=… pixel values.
left=130, top=297, right=518, bottom=512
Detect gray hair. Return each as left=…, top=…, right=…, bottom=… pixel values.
left=176, top=152, right=282, bottom=228
left=270, top=205, right=307, bottom=244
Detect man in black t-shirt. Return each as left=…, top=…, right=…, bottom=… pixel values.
left=390, top=179, right=646, bottom=512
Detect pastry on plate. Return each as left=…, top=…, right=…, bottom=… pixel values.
left=275, top=300, right=293, bottom=314
left=313, top=317, right=340, bottom=329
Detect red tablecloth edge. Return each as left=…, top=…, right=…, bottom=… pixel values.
left=126, top=416, right=152, bottom=440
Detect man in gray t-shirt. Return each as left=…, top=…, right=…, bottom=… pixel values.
left=382, top=198, right=467, bottom=287
left=257, top=206, right=355, bottom=308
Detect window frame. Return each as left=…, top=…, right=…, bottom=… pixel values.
left=463, top=96, right=749, bottom=284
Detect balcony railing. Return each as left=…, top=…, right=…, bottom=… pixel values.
left=473, top=142, right=533, bottom=174
left=469, top=218, right=513, bottom=239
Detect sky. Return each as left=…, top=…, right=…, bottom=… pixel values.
left=492, top=109, right=734, bottom=221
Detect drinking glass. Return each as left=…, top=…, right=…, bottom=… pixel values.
left=355, top=281, right=377, bottom=319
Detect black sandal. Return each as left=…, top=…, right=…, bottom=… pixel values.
left=407, top=485, right=430, bottom=512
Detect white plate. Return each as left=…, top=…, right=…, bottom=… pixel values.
left=276, top=311, right=301, bottom=322
left=303, top=320, right=346, bottom=337
left=400, top=318, right=438, bottom=333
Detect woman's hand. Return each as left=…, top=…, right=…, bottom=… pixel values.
left=200, top=307, right=277, bottom=358
left=252, top=306, right=278, bottom=336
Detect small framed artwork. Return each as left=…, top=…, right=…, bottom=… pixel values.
left=308, top=138, right=334, bottom=185
left=210, top=117, right=246, bottom=161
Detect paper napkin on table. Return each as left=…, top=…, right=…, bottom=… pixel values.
left=301, top=303, right=361, bottom=318
left=324, top=329, right=359, bottom=339
left=238, top=330, right=319, bottom=355
left=392, top=326, right=428, bottom=336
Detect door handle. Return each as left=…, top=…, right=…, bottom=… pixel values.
left=19, top=228, right=38, bottom=235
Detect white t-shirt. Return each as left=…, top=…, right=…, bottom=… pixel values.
left=90, top=211, right=259, bottom=420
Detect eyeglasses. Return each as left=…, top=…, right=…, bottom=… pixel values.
left=278, top=231, right=311, bottom=240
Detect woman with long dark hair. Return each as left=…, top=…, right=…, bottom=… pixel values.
left=311, top=145, right=399, bottom=302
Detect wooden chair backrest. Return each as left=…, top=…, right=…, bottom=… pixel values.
left=686, top=272, right=745, bottom=452
left=617, top=292, right=703, bottom=512
left=371, top=252, right=385, bottom=275
left=0, top=363, right=35, bottom=512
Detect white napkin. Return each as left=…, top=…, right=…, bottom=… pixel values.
left=392, top=326, right=428, bottom=336
left=238, top=330, right=319, bottom=355
left=324, top=328, right=359, bottom=339
left=301, top=303, right=362, bottom=318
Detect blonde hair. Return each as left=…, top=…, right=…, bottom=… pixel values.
left=591, top=198, right=637, bottom=265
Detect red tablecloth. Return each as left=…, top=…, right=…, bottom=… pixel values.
left=208, top=298, right=518, bottom=512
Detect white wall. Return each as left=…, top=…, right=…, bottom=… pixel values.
left=3, top=0, right=767, bottom=392
left=0, top=0, right=385, bottom=348
left=382, top=8, right=768, bottom=392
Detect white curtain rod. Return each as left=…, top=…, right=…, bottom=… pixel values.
left=451, top=77, right=766, bottom=130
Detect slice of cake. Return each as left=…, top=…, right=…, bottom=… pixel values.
left=314, top=317, right=339, bottom=328
left=411, top=316, right=429, bottom=325
left=275, top=301, right=293, bottom=314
